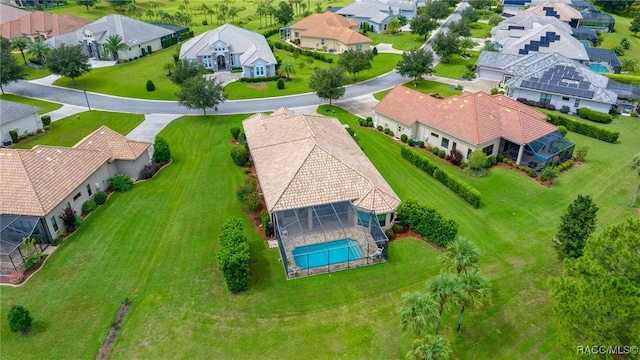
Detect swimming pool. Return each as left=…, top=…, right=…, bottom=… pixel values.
left=292, top=239, right=363, bottom=269
left=589, top=64, right=609, bottom=73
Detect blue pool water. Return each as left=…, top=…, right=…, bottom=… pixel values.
left=589, top=64, right=609, bottom=73
left=292, top=239, right=363, bottom=269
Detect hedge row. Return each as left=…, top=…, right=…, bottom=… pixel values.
left=433, top=169, right=481, bottom=208
left=238, top=75, right=282, bottom=83
left=577, top=107, right=612, bottom=123
left=161, top=36, right=178, bottom=48
left=401, top=147, right=481, bottom=208
left=267, top=41, right=334, bottom=63
left=217, top=217, right=250, bottom=293
left=262, top=28, right=280, bottom=38
left=545, top=113, right=619, bottom=143
left=605, top=73, right=640, bottom=85
left=396, top=199, right=458, bottom=247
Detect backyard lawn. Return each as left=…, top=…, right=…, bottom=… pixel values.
left=373, top=79, right=461, bottom=100
left=469, top=21, right=492, bottom=39
left=11, top=53, right=50, bottom=80
left=1, top=103, right=638, bottom=358
left=11, top=110, right=144, bottom=149
left=0, top=94, right=62, bottom=114
left=598, top=14, right=640, bottom=76
left=368, top=31, right=425, bottom=50
left=433, top=51, right=479, bottom=79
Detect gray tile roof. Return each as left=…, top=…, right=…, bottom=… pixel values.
left=179, top=24, right=276, bottom=66
left=495, top=23, right=588, bottom=61
left=0, top=100, right=40, bottom=125
left=337, top=0, right=400, bottom=24
left=492, top=13, right=572, bottom=43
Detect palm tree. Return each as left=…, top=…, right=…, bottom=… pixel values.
left=164, top=62, right=175, bottom=76
left=483, top=40, right=497, bottom=52
left=456, top=270, right=491, bottom=332
left=387, top=18, right=401, bottom=34
left=406, top=335, right=452, bottom=360
left=126, top=3, right=138, bottom=18
left=228, top=6, right=238, bottom=24
left=488, top=14, right=502, bottom=26
left=280, top=60, right=296, bottom=80
left=621, top=57, right=639, bottom=72
left=459, top=37, right=476, bottom=57
left=150, top=1, right=159, bottom=17
left=441, top=237, right=480, bottom=275
left=399, top=292, right=440, bottom=337
left=146, top=9, right=155, bottom=22
left=11, top=38, right=28, bottom=65
left=26, top=39, right=50, bottom=64
left=103, top=34, right=128, bottom=60
left=427, top=274, right=463, bottom=334
left=182, top=0, right=190, bottom=14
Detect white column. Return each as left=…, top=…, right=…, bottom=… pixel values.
left=516, top=144, right=524, bottom=165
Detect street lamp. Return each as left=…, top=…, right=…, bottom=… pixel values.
left=83, top=88, right=91, bottom=112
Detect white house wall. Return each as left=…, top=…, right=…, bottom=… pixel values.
left=0, top=112, right=40, bottom=142
left=118, top=38, right=163, bottom=60
left=510, top=87, right=611, bottom=113
left=476, top=66, right=505, bottom=81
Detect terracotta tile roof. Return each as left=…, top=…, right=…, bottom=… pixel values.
left=290, top=12, right=358, bottom=31
left=0, top=11, right=90, bottom=39
left=0, top=146, right=109, bottom=216
left=290, top=12, right=370, bottom=45
left=243, top=109, right=400, bottom=214
left=374, top=86, right=557, bottom=145
left=73, top=125, right=150, bottom=161
left=519, top=2, right=582, bottom=22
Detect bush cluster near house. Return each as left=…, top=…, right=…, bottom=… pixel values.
left=153, top=136, right=171, bottom=164
left=109, top=174, right=134, bottom=192
left=217, top=217, right=250, bottom=293
left=7, top=305, right=33, bottom=335
left=401, top=147, right=482, bottom=208
left=94, top=191, right=107, bottom=206
left=577, top=108, right=612, bottom=124
left=81, top=200, right=97, bottom=215
left=59, top=205, right=81, bottom=233
left=546, top=113, right=619, bottom=143
left=237, top=175, right=262, bottom=212
left=261, top=210, right=272, bottom=237
left=396, top=199, right=458, bottom=247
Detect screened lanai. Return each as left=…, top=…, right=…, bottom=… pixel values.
left=274, top=201, right=389, bottom=279
left=1, top=214, right=51, bottom=276
left=503, top=130, right=575, bottom=169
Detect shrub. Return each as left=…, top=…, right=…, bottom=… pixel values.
left=557, top=125, right=568, bottom=137
left=433, top=169, right=481, bottom=208
left=631, top=111, right=638, bottom=118
left=10, top=271, right=24, bottom=285
left=418, top=140, right=425, bottom=148
left=464, top=150, right=488, bottom=177
left=605, top=73, right=640, bottom=85
left=237, top=176, right=256, bottom=201
left=277, top=78, right=285, bottom=89
left=23, top=253, right=43, bottom=271
left=407, top=138, right=414, bottom=146
left=243, top=191, right=262, bottom=212
left=372, top=47, right=378, bottom=55
left=230, top=127, right=241, bottom=140
left=366, top=120, right=373, bottom=127
left=81, top=200, right=97, bottom=215
left=496, top=153, right=505, bottom=163
left=385, top=228, right=394, bottom=240
left=559, top=105, right=570, bottom=114
left=7, top=305, right=33, bottom=334
left=540, top=165, right=559, bottom=184
left=238, top=133, right=246, bottom=146
left=396, top=199, right=458, bottom=247
left=490, top=88, right=498, bottom=95
left=217, top=218, right=250, bottom=293
left=94, top=191, right=107, bottom=206
left=545, top=113, right=618, bottom=143
left=146, top=80, right=155, bottom=92
left=153, top=136, right=171, bottom=163
left=527, top=168, right=536, bottom=177
left=44, top=125, right=51, bottom=131
left=377, top=125, right=383, bottom=131
left=139, top=161, right=162, bottom=179
left=575, top=146, right=589, bottom=161
left=486, top=156, right=496, bottom=167
left=346, top=127, right=355, bottom=137
left=202, top=19, right=208, bottom=26
left=392, top=223, right=404, bottom=233
left=431, top=146, right=439, bottom=155
left=437, top=149, right=445, bottom=158
left=109, top=174, right=134, bottom=192
left=59, top=205, right=78, bottom=232
left=230, top=145, right=248, bottom=166
left=41, top=115, right=51, bottom=126
left=577, top=108, right=612, bottom=123
left=366, top=116, right=373, bottom=122
left=449, top=148, right=463, bottom=165
left=401, top=147, right=438, bottom=176
left=384, top=128, right=390, bottom=134
left=9, top=130, right=18, bottom=144
left=389, top=131, right=394, bottom=137
left=400, top=134, right=408, bottom=143
left=261, top=210, right=272, bottom=237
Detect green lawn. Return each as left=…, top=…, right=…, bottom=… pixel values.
left=373, top=79, right=461, bottom=100
left=470, top=22, right=492, bottom=39
left=2, top=103, right=637, bottom=358
left=0, top=94, right=62, bottom=114
left=598, top=14, right=640, bottom=75
left=11, top=53, right=50, bottom=80
left=368, top=31, right=425, bottom=50
left=433, top=51, right=479, bottom=79
left=11, top=111, right=144, bottom=149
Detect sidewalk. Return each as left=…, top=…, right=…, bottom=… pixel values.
left=126, top=114, right=182, bottom=142
left=44, top=104, right=87, bottom=122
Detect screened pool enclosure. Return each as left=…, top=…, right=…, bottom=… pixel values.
left=274, top=201, right=389, bottom=279
left=502, top=130, right=575, bottom=169
left=1, top=214, right=52, bottom=276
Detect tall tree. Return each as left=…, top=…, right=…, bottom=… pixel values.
left=338, top=49, right=374, bottom=80
left=0, top=37, right=25, bottom=94
left=427, top=274, right=463, bottom=334
left=406, top=335, right=452, bottom=360
left=469, top=0, right=491, bottom=14
left=432, top=31, right=460, bottom=63
left=553, top=194, right=599, bottom=259
left=482, top=40, right=497, bottom=52
left=275, top=1, right=293, bottom=25
left=150, top=0, right=159, bottom=16
left=399, top=292, right=440, bottom=337
left=424, top=0, right=450, bottom=21
left=448, top=18, right=471, bottom=38
left=46, top=44, right=91, bottom=84
left=630, top=15, right=640, bottom=36
left=410, top=14, right=438, bottom=41
left=551, top=218, right=640, bottom=352
left=26, top=39, right=50, bottom=64
left=488, top=14, right=502, bottom=26
left=228, top=6, right=238, bottom=24
left=11, top=38, right=28, bottom=65
left=77, top=0, right=98, bottom=11
left=593, top=0, right=634, bottom=12
left=396, top=48, right=434, bottom=86
left=103, top=34, right=128, bottom=61
left=170, top=59, right=206, bottom=85
left=309, top=66, right=348, bottom=105
left=456, top=270, right=490, bottom=332
left=441, top=237, right=480, bottom=275
left=107, top=0, right=133, bottom=11
left=387, top=17, right=402, bottom=34
left=176, top=76, right=226, bottom=115
left=460, top=6, right=479, bottom=23
left=459, top=37, right=475, bottom=56
left=279, top=60, right=296, bottom=80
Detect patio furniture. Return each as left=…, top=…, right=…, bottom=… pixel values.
left=369, top=247, right=383, bottom=259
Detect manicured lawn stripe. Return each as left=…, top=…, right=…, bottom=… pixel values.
left=0, top=94, right=62, bottom=114
left=433, top=51, right=479, bottom=79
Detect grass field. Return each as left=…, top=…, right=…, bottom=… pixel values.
left=368, top=31, right=425, bottom=50
left=11, top=53, right=51, bottom=80
left=1, top=101, right=637, bottom=358
left=433, top=51, right=479, bottom=79
left=469, top=22, right=492, bottom=39
left=598, top=14, right=640, bottom=76
left=11, top=111, right=144, bottom=149
left=373, top=79, right=462, bottom=100
left=0, top=94, right=62, bottom=114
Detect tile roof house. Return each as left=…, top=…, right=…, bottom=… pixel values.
left=0, top=10, right=90, bottom=41
left=243, top=108, right=399, bottom=277
left=0, top=126, right=150, bottom=245
left=336, top=0, right=416, bottom=33
left=281, top=12, right=371, bottom=53
left=0, top=4, right=29, bottom=25
left=0, top=100, right=41, bottom=145
left=516, top=2, right=583, bottom=28
left=476, top=51, right=618, bottom=114
left=179, top=24, right=276, bottom=78
left=374, top=86, right=574, bottom=167
left=44, top=15, right=175, bottom=60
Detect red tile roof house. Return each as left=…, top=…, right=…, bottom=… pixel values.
left=373, top=86, right=575, bottom=168
left=0, top=126, right=150, bottom=275
left=0, top=10, right=90, bottom=41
